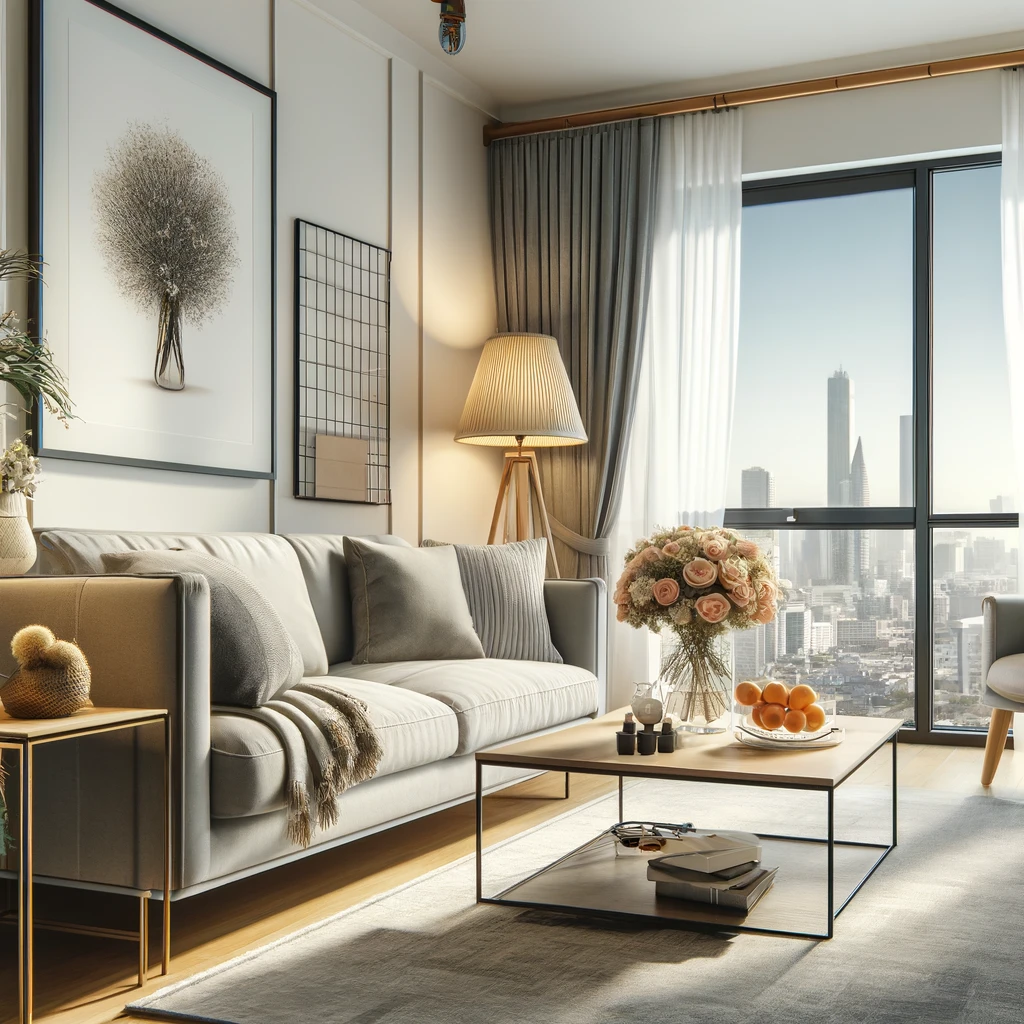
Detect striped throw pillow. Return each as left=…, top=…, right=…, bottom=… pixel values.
left=422, top=539, right=562, bottom=663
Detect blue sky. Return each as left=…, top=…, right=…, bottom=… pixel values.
left=727, top=165, right=1014, bottom=513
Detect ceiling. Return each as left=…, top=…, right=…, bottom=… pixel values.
left=351, top=0, right=1024, bottom=119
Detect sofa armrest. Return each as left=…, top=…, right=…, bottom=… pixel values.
left=544, top=578, right=607, bottom=712
left=0, top=574, right=212, bottom=890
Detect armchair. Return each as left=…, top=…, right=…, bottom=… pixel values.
left=980, top=595, right=1024, bottom=785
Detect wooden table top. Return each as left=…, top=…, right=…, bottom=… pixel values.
left=0, top=706, right=167, bottom=742
left=478, top=709, right=901, bottom=789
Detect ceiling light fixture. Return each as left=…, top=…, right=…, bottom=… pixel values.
left=431, top=0, right=466, bottom=56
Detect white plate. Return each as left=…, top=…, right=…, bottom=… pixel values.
left=733, top=727, right=846, bottom=750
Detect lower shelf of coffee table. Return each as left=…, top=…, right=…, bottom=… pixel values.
left=486, top=833, right=889, bottom=938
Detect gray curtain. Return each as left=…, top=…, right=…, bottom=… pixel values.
left=489, top=118, right=661, bottom=579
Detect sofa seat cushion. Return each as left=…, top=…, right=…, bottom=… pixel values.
left=329, top=660, right=600, bottom=755
left=210, top=680, right=459, bottom=819
left=987, top=654, right=1024, bottom=703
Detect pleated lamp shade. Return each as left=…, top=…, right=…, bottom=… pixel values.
left=455, top=333, right=588, bottom=448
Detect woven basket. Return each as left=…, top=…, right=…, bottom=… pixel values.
left=0, top=661, right=92, bottom=719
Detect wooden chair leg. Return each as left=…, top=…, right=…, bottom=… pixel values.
left=981, top=708, right=1014, bottom=786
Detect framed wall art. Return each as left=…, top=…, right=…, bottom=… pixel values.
left=294, top=219, right=391, bottom=505
left=32, top=0, right=276, bottom=478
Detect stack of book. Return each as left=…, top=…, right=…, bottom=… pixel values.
left=646, top=831, right=777, bottom=912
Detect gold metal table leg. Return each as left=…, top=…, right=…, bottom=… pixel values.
left=163, top=713, right=171, bottom=975
left=19, top=740, right=32, bottom=1024
left=138, top=893, right=149, bottom=986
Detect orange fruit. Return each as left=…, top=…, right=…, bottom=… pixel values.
left=759, top=703, right=786, bottom=730
left=750, top=702, right=767, bottom=728
left=788, top=684, right=817, bottom=711
left=783, top=709, right=806, bottom=733
left=734, top=681, right=762, bottom=706
left=803, top=704, right=827, bottom=732
left=761, top=681, right=790, bottom=707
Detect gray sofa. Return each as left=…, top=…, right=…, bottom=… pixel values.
left=0, top=530, right=606, bottom=898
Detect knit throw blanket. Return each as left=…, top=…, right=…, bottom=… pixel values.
left=218, top=680, right=383, bottom=848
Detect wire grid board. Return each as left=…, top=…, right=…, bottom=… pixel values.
left=294, top=219, right=391, bottom=504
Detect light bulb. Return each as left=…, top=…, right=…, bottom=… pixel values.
left=435, top=0, right=467, bottom=56
left=439, top=18, right=466, bottom=55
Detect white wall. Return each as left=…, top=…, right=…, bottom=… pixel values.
left=421, top=83, right=501, bottom=543
left=2, top=0, right=501, bottom=541
left=743, top=71, right=1002, bottom=177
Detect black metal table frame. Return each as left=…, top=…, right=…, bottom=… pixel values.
left=0, top=712, right=172, bottom=1024
left=475, top=734, right=897, bottom=941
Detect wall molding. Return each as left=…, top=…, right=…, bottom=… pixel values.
left=291, top=0, right=498, bottom=120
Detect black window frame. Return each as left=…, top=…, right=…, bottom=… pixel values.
left=726, top=152, right=1013, bottom=746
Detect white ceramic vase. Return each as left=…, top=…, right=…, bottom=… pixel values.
left=0, top=491, right=36, bottom=575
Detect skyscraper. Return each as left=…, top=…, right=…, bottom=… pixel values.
left=850, top=437, right=871, bottom=580
left=899, top=415, right=913, bottom=506
left=827, top=370, right=853, bottom=506
left=828, top=370, right=853, bottom=582
left=850, top=437, right=870, bottom=507
left=741, top=467, right=775, bottom=508
left=733, top=627, right=765, bottom=683
left=783, top=604, right=813, bottom=656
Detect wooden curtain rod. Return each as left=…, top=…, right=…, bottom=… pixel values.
left=483, top=46, right=1024, bottom=145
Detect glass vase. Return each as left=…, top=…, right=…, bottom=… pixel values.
left=154, top=290, right=185, bottom=391
left=660, top=631, right=733, bottom=734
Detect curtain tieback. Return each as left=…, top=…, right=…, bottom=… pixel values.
left=548, top=516, right=611, bottom=558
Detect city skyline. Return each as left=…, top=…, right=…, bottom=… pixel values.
left=728, top=168, right=1016, bottom=511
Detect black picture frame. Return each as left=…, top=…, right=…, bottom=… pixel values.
left=30, top=0, right=278, bottom=480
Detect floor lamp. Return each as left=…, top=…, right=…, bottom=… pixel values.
left=454, top=333, right=587, bottom=578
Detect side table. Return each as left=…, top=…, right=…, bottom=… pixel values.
left=0, top=706, right=171, bottom=1024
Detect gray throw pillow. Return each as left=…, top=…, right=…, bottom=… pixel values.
left=423, top=539, right=562, bottom=663
left=343, top=537, right=485, bottom=664
left=101, top=550, right=304, bottom=707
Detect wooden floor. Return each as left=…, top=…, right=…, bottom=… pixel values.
left=2, top=740, right=1022, bottom=1024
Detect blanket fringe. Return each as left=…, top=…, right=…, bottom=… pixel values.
left=299, top=683, right=383, bottom=783
left=286, top=780, right=313, bottom=849
left=321, top=712, right=356, bottom=778
left=316, top=757, right=341, bottom=830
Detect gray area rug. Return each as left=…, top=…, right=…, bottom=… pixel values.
left=130, top=780, right=1024, bottom=1023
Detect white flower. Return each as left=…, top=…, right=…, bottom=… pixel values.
left=1, top=438, right=41, bottom=496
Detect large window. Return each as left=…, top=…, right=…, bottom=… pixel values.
left=728, top=156, right=1016, bottom=742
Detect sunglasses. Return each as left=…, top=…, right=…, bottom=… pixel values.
left=611, top=821, right=695, bottom=852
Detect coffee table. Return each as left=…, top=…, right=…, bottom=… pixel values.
left=475, top=710, right=899, bottom=940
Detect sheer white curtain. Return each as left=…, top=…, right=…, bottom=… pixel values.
left=609, top=109, right=743, bottom=707
left=1002, top=69, right=1024, bottom=741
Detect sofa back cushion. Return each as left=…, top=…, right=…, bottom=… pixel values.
left=36, top=530, right=329, bottom=677
left=283, top=533, right=410, bottom=666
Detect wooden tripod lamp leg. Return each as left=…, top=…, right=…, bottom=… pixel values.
left=526, top=453, right=560, bottom=579
left=488, top=458, right=515, bottom=545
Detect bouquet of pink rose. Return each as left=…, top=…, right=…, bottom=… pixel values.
left=614, top=525, right=781, bottom=726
